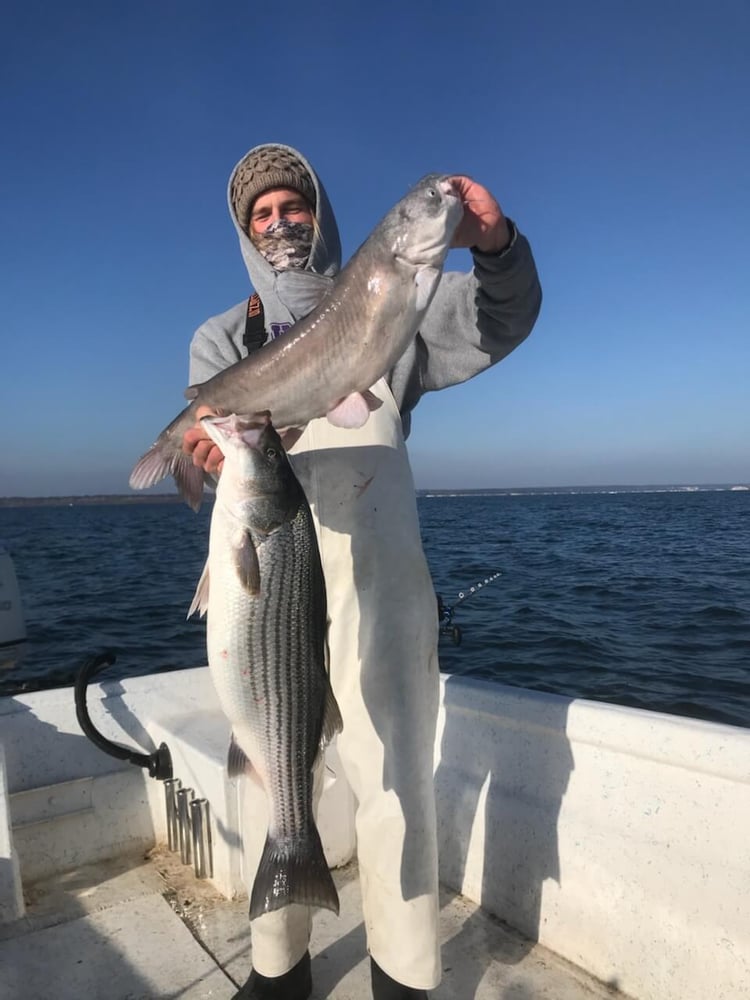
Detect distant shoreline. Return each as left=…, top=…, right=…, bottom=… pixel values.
left=1, top=484, right=748, bottom=508
left=0, top=494, right=187, bottom=508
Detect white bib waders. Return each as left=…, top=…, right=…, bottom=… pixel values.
left=244, top=378, right=441, bottom=990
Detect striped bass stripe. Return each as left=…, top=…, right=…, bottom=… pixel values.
left=244, top=510, right=325, bottom=836
left=194, top=415, right=341, bottom=916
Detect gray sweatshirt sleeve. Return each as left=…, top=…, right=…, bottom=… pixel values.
left=388, top=222, right=542, bottom=425
left=188, top=301, right=247, bottom=386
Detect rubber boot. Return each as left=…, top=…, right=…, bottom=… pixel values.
left=371, top=957, right=429, bottom=999
left=232, top=950, right=312, bottom=1000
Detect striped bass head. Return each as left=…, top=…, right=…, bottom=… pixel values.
left=384, top=174, right=463, bottom=269
left=202, top=413, right=304, bottom=532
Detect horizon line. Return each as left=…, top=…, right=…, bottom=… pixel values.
left=1, top=481, right=749, bottom=506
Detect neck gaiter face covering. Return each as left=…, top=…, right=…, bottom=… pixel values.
left=251, top=219, right=314, bottom=271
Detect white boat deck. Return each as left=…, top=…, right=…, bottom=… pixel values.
left=3, top=670, right=749, bottom=1000
left=0, top=848, right=624, bottom=1000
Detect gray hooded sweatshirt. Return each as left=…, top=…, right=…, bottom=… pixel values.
left=189, top=143, right=542, bottom=438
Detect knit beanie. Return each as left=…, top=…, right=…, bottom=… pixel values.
left=231, top=146, right=316, bottom=233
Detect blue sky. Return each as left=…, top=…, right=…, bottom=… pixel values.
left=3, top=1, right=748, bottom=495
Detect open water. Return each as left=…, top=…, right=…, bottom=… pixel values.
left=1, top=488, right=749, bottom=729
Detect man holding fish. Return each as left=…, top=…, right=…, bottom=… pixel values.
left=162, top=144, right=540, bottom=999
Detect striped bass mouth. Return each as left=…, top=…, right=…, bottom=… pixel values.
left=200, top=413, right=271, bottom=449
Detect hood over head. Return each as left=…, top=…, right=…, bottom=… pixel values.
left=227, top=143, right=342, bottom=323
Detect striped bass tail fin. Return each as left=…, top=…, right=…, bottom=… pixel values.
left=249, top=828, right=339, bottom=920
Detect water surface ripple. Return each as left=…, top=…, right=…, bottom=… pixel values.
left=1, top=490, right=748, bottom=729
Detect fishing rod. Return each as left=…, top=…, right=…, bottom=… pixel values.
left=437, top=571, right=502, bottom=646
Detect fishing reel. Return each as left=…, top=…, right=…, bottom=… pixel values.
left=436, top=572, right=502, bottom=647
left=437, top=595, right=463, bottom=645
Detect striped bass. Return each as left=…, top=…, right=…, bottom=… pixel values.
left=129, top=174, right=463, bottom=511
left=188, top=413, right=342, bottom=918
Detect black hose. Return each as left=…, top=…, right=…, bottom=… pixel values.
left=74, top=651, right=172, bottom=780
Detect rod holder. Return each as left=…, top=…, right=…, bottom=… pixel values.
left=74, top=651, right=172, bottom=779
left=190, top=798, right=213, bottom=880
left=164, top=778, right=182, bottom=851
left=176, top=787, right=194, bottom=864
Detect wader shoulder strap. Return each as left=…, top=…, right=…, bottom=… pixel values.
left=243, top=293, right=266, bottom=356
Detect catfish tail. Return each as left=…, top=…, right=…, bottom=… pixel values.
left=249, top=828, right=339, bottom=920
left=129, top=406, right=206, bottom=511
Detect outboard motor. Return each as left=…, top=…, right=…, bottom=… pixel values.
left=0, top=542, right=26, bottom=668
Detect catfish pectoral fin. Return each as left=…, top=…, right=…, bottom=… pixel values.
left=326, top=392, right=374, bottom=429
